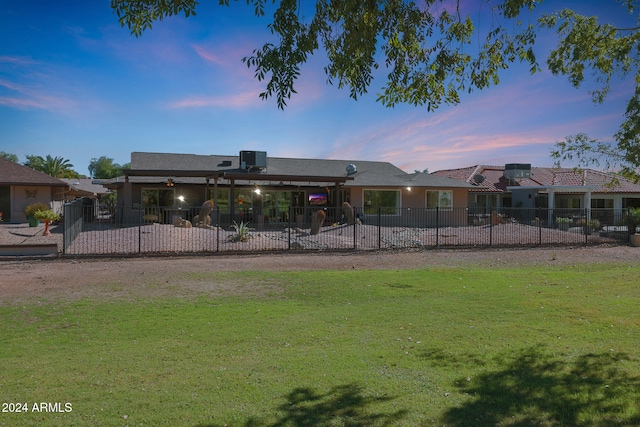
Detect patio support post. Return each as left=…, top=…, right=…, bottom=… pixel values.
left=213, top=177, right=218, bottom=210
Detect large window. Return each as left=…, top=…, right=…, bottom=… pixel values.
left=142, top=188, right=175, bottom=207
left=426, top=190, right=452, bottom=210
left=363, top=189, right=400, bottom=214
left=262, top=191, right=292, bottom=223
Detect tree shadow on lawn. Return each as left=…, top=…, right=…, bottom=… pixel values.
left=196, top=383, right=407, bottom=427
left=434, top=345, right=640, bottom=426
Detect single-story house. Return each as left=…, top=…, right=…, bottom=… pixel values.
left=99, top=151, right=475, bottom=227
left=58, top=178, right=110, bottom=201
left=0, top=157, right=68, bottom=223
left=432, top=163, right=640, bottom=224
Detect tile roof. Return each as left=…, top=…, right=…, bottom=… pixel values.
left=432, top=165, right=640, bottom=194
left=0, top=157, right=68, bottom=187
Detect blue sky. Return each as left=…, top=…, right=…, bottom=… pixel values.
left=0, top=1, right=635, bottom=176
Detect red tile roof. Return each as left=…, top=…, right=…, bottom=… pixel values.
left=432, top=165, right=640, bottom=194
left=0, top=157, right=68, bottom=187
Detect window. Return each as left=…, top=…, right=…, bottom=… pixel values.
left=623, top=197, right=640, bottom=209
left=209, top=188, right=230, bottom=213
left=363, top=190, right=400, bottom=214
left=591, top=198, right=613, bottom=209
left=556, top=196, right=581, bottom=209
left=426, top=190, right=452, bottom=210
left=141, top=188, right=175, bottom=207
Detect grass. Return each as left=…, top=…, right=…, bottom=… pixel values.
left=1, top=263, right=639, bottom=426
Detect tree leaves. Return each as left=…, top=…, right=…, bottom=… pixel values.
left=112, top=0, right=541, bottom=110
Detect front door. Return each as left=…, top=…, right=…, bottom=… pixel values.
left=0, top=186, right=10, bottom=222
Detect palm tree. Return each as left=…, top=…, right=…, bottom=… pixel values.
left=25, top=154, right=80, bottom=178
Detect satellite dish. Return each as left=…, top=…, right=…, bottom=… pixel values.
left=346, top=164, right=357, bottom=175
left=473, top=174, right=485, bottom=184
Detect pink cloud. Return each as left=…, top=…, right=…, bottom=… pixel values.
left=193, top=45, right=225, bottom=65
left=166, top=90, right=262, bottom=109
left=0, top=78, right=76, bottom=111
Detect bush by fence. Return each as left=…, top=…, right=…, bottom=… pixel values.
left=60, top=204, right=633, bottom=256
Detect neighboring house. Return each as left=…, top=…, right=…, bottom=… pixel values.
left=54, top=178, right=112, bottom=218
left=99, top=151, right=475, bottom=227
left=432, top=163, right=640, bottom=224
left=59, top=178, right=110, bottom=201
left=0, top=157, right=68, bottom=223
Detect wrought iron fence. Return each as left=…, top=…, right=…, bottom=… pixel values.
left=61, top=204, right=633, bottom=256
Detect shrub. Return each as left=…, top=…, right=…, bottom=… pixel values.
left=23, top=202, right=49, bottom=217
left=577, top=218, right=601, bottom=231
left=229, top=221, right=253, bottom=242
left=33, top=209, right=60, bottom=222
left=555, top=217, right=572, bottom=224
left=628, top=207, right=640, bottom=234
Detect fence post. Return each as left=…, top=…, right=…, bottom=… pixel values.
left=353, top=207, right=357, bottom=250
left=488, top=207, right=493, bottom=246
left=377, top=207, right=381, bottom=249
left=539, top=208, right=543, bottom=245
left=62, top=202, right=68, bottom=254
left=585, top=208, right=589, bottom=245
left=288, top=206, right=292, bottom=250
left=216, top=206, right=220, bottom=253
left=435, top=207, right=439, bottom=247
left=138, top=208, right=142, bottom=254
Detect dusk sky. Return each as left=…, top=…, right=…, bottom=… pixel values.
left=0, top=1, right=636, bottom=177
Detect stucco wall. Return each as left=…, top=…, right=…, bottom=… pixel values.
left=12, top=186, right=53, bottom=223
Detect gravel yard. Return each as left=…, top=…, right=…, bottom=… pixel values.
left=55, top=222, right=627, bottom=254
left=0, top=220, right=631, bottom=255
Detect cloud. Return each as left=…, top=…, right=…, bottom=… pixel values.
left=166, top=90, right=262, bottom=109
left=0, top=78, right=75, bottom=111
left=0, top=55, right=37, bottom=66
left=193, top=45, right=226, bottom=65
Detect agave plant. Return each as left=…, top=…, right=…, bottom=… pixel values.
left=229, top=221, right=254, bottom=242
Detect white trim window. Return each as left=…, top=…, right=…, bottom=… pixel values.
left=426, top=190, right=452, bottom=210
left=363, top=189, right=401, bottom=214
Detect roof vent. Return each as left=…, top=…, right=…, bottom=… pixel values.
left=346, top=164, right=357, bottom=175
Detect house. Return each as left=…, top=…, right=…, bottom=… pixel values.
left=432, top=163, right=640, bottom=224
left=100, top=151, right=475, bottom=227
left=58, top=178, right=110, bottom=201
left=0, top=157, right=68, bottom=223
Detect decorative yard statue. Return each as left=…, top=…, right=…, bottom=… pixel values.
left=491, top=210, right=503, bottom=225
left=193, top=200, right=214, bottom=228
left=310, top=209, right=326, bottom=235
left=174, top=218, right=192, bottom=228
left=342, top=201, right=354, bottom=225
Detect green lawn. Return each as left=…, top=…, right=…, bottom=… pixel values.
left=1, top=263, right=639, bottom=426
